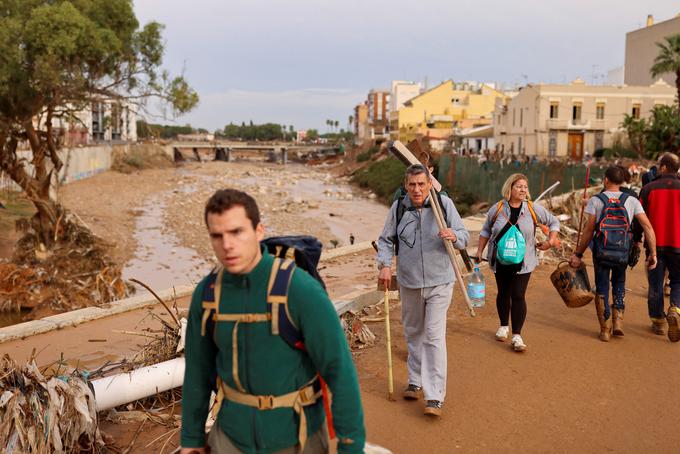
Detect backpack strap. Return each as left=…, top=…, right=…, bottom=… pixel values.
left=490, top=200, right=506, bottom=225
left=267, top=257, right=301, bottom=347
left=201, top=267, right=222, bottom=337
left=394, top=196, right=406, bottom=255
left=526, top=201, right=538, bottom=228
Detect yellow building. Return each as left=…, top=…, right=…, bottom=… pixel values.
left=392, top=80, right=506, bottom=142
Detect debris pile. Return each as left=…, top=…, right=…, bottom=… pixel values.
left=0, top=213, right=129, bottom=318
left=341, top=310, right=377, bottom=350
left=0, top=355, right=103, bottom=453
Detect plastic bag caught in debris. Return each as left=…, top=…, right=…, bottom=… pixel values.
left=0, top=355, right=103, bottom=453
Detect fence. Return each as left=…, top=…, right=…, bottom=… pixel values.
left=437, top=155, right=606, bottom=204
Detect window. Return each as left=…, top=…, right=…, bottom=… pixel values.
left=632, top=104, right=641, bottom=119
left=512, top=108, right=516, bottom=126
left=518, top=137, right=523, bottom=154
left=596, top=103, right=605, bottom=120
left=572, top=102, right=582, bottom=121
left=549, top=131, right=557, bottom=156
left=520, top=108, right=523, bottom=127
left=550, top=102, right=559, bottom=119
left=595, top=131, right=604, bottom=151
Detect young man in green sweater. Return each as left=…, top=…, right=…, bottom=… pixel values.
left=180, top=189, right=365, bottom=454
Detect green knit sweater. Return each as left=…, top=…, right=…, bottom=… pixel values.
left=180, top=249, right=365, bottom=453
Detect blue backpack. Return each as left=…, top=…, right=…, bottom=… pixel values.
left=593, top=193, right=632, bottom=267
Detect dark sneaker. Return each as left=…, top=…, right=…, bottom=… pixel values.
left=424, top=400, right=443, bottom=417
left=667, top=307, right=680, bottom=343
left=403, top=384, right=422, bottom=400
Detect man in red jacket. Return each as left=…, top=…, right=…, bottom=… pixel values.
left=637, top=153, right=680, bottom=341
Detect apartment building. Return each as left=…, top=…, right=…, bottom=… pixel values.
left=393, top=80, right=506, bottom=143
left=389, top=80, right=421, bottom=139
left=52, top=101, right=137, bottom=146
left=625, top=13, right=680, bottom=86
left=367, top=89, right=390, bottom=140
left=493, top=79, right=675, bottom=158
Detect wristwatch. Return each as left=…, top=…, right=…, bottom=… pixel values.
left=575, top=252, right=583, bottom=258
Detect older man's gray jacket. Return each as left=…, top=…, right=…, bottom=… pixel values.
left=376, top=193, right=469, bottom=289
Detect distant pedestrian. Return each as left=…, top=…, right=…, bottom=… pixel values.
left=376, top=164, right=469, bottom=417
left=349, top=233, right=355, bottom=245
left=476, top=173, right=560, bottom=352
left=570, top=165, right=657, bottom=342
left=634, top=153, right=680, bottom=340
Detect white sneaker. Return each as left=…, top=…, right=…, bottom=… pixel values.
left=495, top=326, right=509, bottom=341
left=511, top=334, right=527, bottom=352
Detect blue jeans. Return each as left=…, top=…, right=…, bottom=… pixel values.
left=647, top=252, right=680, bottom=319
left=594, top=261, right=626, bottom=320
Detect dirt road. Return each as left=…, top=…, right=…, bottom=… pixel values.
left=358, top=259, right=680, bottom=453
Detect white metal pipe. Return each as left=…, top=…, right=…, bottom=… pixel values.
left=91, top=357, right=185, bottom=411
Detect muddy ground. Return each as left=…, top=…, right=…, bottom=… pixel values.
left=2, top=161, right=680, bottom=452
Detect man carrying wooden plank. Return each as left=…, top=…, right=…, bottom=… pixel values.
left=376, top=164, right=469, bottom=417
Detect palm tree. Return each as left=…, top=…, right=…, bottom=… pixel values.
left=334, top=120, right=339, bottom=132
left=651, top=33, right=680, bottom=108
left=348, top=115, right=354, bottom=132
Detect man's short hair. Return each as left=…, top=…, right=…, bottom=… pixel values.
left=659, top=152, right=680, bottom=173
left=204, top=189, right=260, bottom=228
left=604, top=165, right=625, bottom=185
left=404, top=164, right=430, bottom=180
left=616, top=165, right=631, bottom=184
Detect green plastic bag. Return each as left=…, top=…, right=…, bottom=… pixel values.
left=496, top=224, right=526, bottom=265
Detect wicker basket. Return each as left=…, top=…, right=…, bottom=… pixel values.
left=550, top=261, right=593, bottom=308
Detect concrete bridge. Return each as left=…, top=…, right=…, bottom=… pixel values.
left=168, top=141, right=342, bottom=164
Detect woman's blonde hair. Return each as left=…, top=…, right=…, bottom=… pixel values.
left=501, top=173, right=531, bottom=201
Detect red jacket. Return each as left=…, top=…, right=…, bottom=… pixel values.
left=638, top=174, right=680, bottom=254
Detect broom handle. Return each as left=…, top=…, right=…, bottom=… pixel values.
left=575, top=165, right=591, bottom=252
left=384, top=288, right=394, bottom=400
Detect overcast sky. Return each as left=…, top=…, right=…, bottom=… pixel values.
left=134, top=0, right=679, bottom=132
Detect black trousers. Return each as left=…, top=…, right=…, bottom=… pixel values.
left=494, top=269, right=532, bottom=334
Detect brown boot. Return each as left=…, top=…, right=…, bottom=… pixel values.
left=612, top=307, right=624, bottom=337
left=595, top=294, right=611, bottom=342
left=651, top=318, right=667, bottom=335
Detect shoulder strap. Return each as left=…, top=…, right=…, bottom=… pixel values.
left=490, top=200, right=505, bottom=225
left=201, top=267, right=222, bottom=338
left=394, top=196, right=406, bottom=255
left=268, top=257, right=304, bottom=350
left=526, top=201, right=538, bottom=228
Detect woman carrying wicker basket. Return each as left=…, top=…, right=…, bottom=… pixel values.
left=475, top=174, right=561, bottom=352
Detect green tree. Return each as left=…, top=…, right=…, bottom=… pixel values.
left=334, top=120, right=339, bottom=132
left=651, top=33, right=680, bottom=108
left=621, top=114, right=647, bottom=157
left=306, top=129, right=319, bottom=141
left=348, top=115, right=354, bottom=132
left=0, top=0, right=198, bottom=248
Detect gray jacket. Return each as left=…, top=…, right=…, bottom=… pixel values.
left=377, top=193, right=469, bottom=289
left=480, top=200, right=560, bottom=274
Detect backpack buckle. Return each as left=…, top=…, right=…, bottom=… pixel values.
left=258, top=395, right=275, bottom=410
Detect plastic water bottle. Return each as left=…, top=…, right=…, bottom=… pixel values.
left=467, top=266, right=486, bottom=308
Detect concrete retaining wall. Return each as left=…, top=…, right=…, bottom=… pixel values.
left=0, top=144, right=128, bottom=191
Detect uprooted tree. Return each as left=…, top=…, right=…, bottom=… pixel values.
left=0, top=0, right=198, bottom=314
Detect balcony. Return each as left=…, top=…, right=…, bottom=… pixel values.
left=546, top=119, right=568, bottom=129
left=545, top=118, right=606, bottom=130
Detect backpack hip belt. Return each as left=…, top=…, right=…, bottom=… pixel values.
left=214, top=375, right=322, bottom=452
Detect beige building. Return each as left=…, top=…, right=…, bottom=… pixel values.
left=625, top=13, right=680, bottom=86
left=493, top=79, right=675, bottom=159
left=353, top=103, right=369, bottom=144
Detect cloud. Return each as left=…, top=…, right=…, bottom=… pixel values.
left=165, top=88, right=367, bottom=131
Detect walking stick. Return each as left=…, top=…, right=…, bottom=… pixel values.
left=575, top=165, right=591, bottom=252
left=383, top=287, right=395, bottom=401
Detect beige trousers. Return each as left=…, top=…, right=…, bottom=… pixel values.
left=207, top=424, right=328, bottom=454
